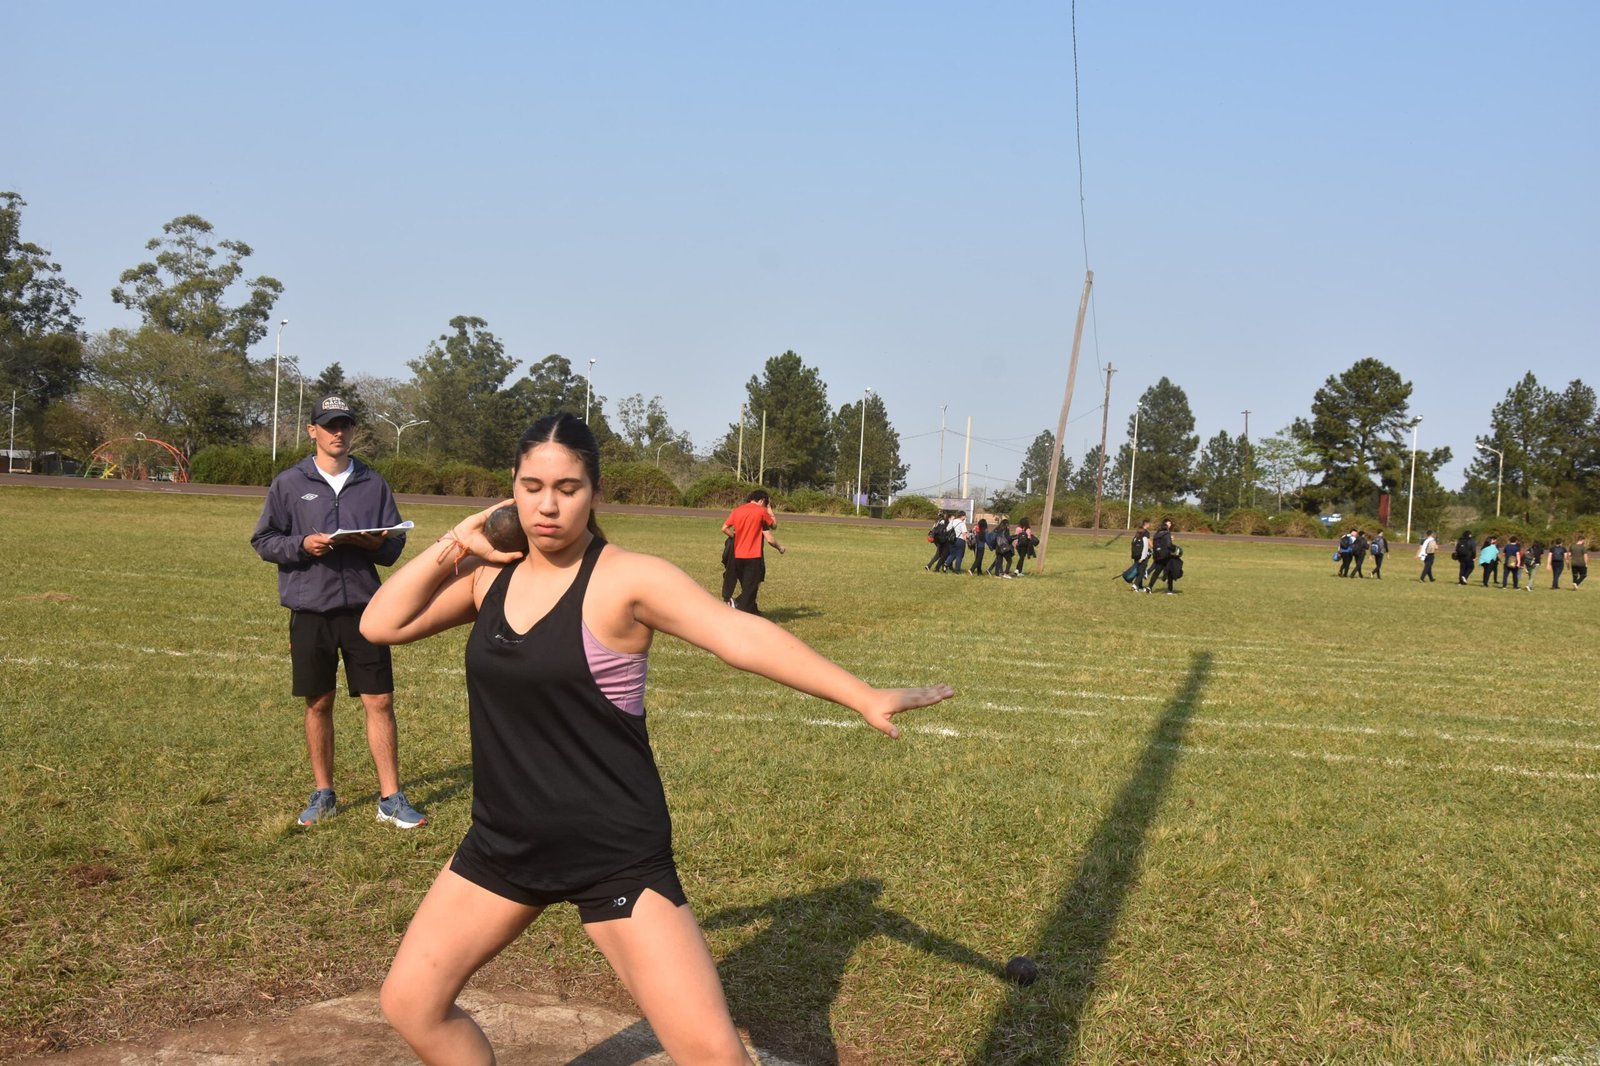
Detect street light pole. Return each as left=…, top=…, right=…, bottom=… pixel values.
left=378, top=413, right=430, bottom=456
left=7, top=389, right=16, bottom=474
left=270, top=319, right=288, bottom=461
left=856, top=388, right=872, bottom=515
left=1475, top=442, right=1504, bottom=517
left=938, top=403, right=947, bottom=494
left=1125, top=404, right=1142, bottom=529
left=584, top=359, right=597, bottom=423
left=1405, top=416, right=1423, bottom=543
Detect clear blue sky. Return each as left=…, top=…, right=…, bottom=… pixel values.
left=10, top=2, right=1597, bottom=498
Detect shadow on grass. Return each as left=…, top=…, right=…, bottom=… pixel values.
left=973, top=650, right=1212, bottom=1064
left=572, top=879, right=1000, bottom=1065
left=762, top=605, right=823, bottom=624
left=400, top=763, right=475, bottom=812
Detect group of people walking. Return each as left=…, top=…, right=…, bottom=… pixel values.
left=1418, top=529, right=1590, bottom=589
left=1333, top=528, right=1390, bottom=578
left=1126, top=517, right=1183, bottom=594
left=925, top=511, right=1038, bottom=578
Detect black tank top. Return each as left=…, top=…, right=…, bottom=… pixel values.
left=462, top=537, right=672, bottom=890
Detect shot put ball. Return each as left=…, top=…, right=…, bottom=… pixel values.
left=1005, top=955, right=1039, bottom=986
left=483, top=504, right=528, bottom=553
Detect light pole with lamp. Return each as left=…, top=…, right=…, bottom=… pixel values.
left=7, top=388, right=17, bottom=474
left=1125, top=403, right=1143, bottom=529
left=855, top=388, right=872, bottom=515
left=377, top=413, right=430, bottom=456
left=584, top=359, right=597, bottom=423
left=1475, top=441, right=1504, bottom=518
left=270, top=319, right=288, bottom=461
left=1405, top=416, right=1423, bottom=543
left=281, top=356, right=307, bottom=449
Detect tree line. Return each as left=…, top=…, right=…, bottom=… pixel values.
left=0, top=200, right=909, bottom=498
left=1012, top=360, right=1599, bottom=526
left=4, top=195, right=1596, bottom=521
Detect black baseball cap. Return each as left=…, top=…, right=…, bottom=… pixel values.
left=311, top=396, right=356, bottom=426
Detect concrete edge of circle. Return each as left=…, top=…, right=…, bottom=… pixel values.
left=11, top=989, right=806, bottom=1066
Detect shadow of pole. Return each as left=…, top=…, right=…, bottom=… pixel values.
left=973, top=650, right=1213, bottom=1064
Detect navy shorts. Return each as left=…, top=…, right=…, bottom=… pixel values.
left=450, top=839, right=687, bottom=924
left=289, top=608, right=393, bottom=698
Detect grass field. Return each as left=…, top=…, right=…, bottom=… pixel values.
left=1, top=484, right=1597, bottom=1065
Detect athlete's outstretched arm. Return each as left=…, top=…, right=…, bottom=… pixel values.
left=626, top=556, right=953, bottom=737
left=362, top=504, right=522, bottom=645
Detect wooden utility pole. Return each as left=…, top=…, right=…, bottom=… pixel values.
left=1092, top=362, right=1115, bottom=530
left=1036, top=270, right=1094, bottom=574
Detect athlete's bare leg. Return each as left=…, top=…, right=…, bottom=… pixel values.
left=583, top=889, right=754, bottom=1065
left=381, top=865, right=542, bottom=1065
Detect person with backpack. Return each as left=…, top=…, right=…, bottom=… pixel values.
left=1569, top=537, right=1588, bottom=588
left=1417, top=530, right=1438, bottom=582
left=940, top=511, right=969, bottom=573
left=987, top=519, right=1015, bottom=578
left=967, top=518, right=989, bottom=576
left=925, top=513, right=950, bottom=571
left=1499, top=536, right=1523, bottom=588
left=1149, top=516, right=1179, bottom=595
left=1370, top=531, right=1388, bottom=579
left=1336, top=529, right=1356, bottom=577
left=1453, top=530, right=1477, bottom=585
left=1350, top=530, right=1370, bottom=578
left=1525, top=540, right=1544, bottom=588
left=1012, top=518, right=1038, bottom=575
left=1478, top=535, right=1500, bottom=587
left=1129, top=519, right=1152, bottom=590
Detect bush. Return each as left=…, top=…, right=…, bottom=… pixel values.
left=684, top=473, right=758, bottom=509
left=1220, top=508, right=1273, bottom=536
left=1011, top=493, right=1097, bottom=528
left=190, top=445, right=276, bottom=486
left=1267, top=511, right=1326, bottom=538
left=885, top=495, right=939, bottom=521
left=784, top=488, right=850, bottom=515
left=369, top=456, right=441, bottom=495
left=1164, top=505, right=1213, bottom=534
left=432, top=461, right=510, bottom=498
left=604, top=462, right=683, bottom=506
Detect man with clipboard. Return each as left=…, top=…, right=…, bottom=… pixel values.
left=251, top=395, right=425, bottom=830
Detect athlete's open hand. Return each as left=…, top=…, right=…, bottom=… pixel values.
left=858, top=684, right=956, bottom=739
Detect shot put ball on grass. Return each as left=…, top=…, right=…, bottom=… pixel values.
left=484, top=504, right=528, bottom=554
left=1005, top=955, right=1039, bottom=986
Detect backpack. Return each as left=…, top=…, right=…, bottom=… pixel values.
left=995, top=528, right=1013, bottom=553
left=1131, top=531, right=1147, bottom=561
left=928, top=520, right=946, bottom=544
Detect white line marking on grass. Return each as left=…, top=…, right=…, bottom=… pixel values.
left=663, top=711, right=1590, bottom=779
left=1503, top=1047, right=1600, bottom=1065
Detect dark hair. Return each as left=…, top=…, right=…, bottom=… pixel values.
left=516, top=412, right=604, bottom=538
left=746, top=488, right=770, bottom=503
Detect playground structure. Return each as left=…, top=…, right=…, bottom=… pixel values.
left=82, top=433, right=190, bottom=483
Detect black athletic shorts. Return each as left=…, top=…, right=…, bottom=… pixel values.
left=288, top=608, right=393, bottom=698
left=449, top=838, right=687, bottom=923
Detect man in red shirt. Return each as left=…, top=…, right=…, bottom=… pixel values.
left=721, top=489, right=785, bottom=615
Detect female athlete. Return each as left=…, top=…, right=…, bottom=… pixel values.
left=360, top=412, right=954, bottom=1065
